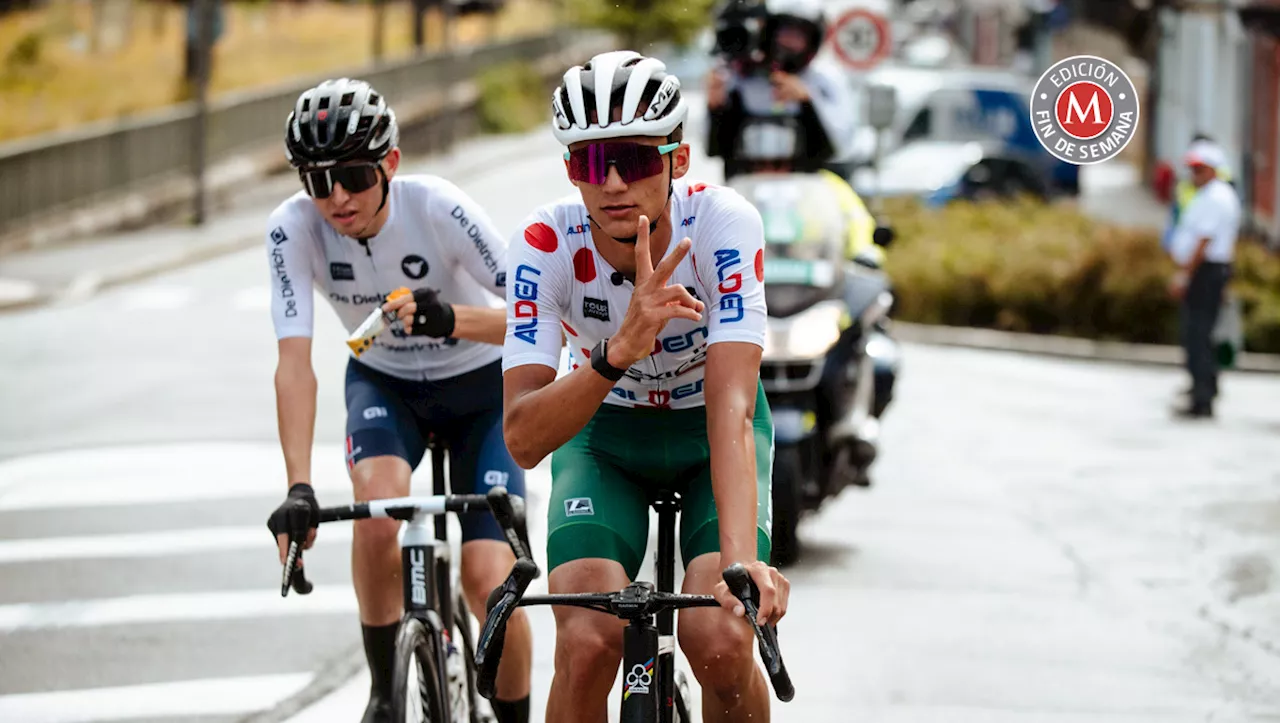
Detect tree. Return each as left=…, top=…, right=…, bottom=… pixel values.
left=561, top=0, right=718, bottom=52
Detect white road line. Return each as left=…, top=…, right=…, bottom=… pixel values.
left=0, top=525, right=355, bottom=564
left=0, top=672, right=313, bottom=723
left=0, top=442, right=552, bottom=511
left=0, top=585, right=357, bottom=633
left=113, top=286, right=194, bottom=311
left=0, top=442, right=357, bottom=510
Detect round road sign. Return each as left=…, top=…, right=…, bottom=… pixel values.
left=828, top=8, right=892, bottom=71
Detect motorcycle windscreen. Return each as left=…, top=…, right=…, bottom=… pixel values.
left=726, top=172, right=846, bottom=278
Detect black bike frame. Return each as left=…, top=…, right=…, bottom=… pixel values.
left=476, top=490, right=793, bottom=723
left=632, top=493, right=679, bottom=723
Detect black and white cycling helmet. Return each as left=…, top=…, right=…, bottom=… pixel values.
left=284, top=78, right=399, bottom=169
left=551, top=50, right=689, bottom=146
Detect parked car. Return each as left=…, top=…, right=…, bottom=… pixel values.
left=851, top=139, right=1054, bottom=206
left=835, top=63, right=1080, bottom=195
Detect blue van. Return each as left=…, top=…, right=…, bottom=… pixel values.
left=836, top=63, right=1080, bottom=194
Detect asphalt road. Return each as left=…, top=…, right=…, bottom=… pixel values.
left=3, top=99, right=1280, bottom=723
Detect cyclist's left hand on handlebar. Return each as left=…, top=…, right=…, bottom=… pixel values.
left=266, top=483, right=320, bottom=564
left=714, top=560, right=790, bottom=626
left=382, top=287, right=456, bottom=338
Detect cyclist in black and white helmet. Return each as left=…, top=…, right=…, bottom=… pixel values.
left=502, top=49, right=792, bottom=722
left=264, top=77, right=535, bottom=723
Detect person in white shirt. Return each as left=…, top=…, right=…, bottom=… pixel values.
left=1168, top=140, right=1240, bottom=418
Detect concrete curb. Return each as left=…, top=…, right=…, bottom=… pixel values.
left=894, top=321, right=1280, bottom=374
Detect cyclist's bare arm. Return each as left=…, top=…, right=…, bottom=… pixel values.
left=274, top=336, right=318, bottom=560
left=705, top=341, right=763, bottom=565
left=502, top=363, right=614, bottom=469
left=449, top=305, right=506, bottom=345
left=705, top=339, right=789, bottom=624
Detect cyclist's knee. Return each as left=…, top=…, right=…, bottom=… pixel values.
left=548, top=559, right=628, bottom=683
left=460, top=540, right=514, bottom=604
left=350, top=455, right=410, bottom=501
left=554, top=609, right=624, bottom=682
left=678, top=610, right=754, bottom=691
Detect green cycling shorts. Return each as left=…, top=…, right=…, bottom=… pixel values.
left=547, top=380, right=774, bottom=580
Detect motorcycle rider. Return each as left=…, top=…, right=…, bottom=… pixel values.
left=706, top=0, right=854, bottom=174
left=705, top=0, right=880, bottom=266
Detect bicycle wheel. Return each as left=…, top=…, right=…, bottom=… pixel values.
left=453, top=593, right=494, bottom=723
left=391, top=616, right=449, bottom=723
left=673, top=669, right=694, bottom=723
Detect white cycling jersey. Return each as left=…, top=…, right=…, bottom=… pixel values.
left=502, top=178, right=767, bottom=409
left=266, top=175, right=508, bottom=380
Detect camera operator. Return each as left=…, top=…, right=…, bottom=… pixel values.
left=706, top=0, right=856, bottom=180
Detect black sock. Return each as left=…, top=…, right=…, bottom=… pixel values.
left=492, top=696, right=530, bottom=723
left=361, top=622, right=399, bottom=702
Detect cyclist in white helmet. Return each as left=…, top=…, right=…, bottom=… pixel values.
left=501, top=50, right=792, bottom=721
left=262, top=78, right=533, bottom=723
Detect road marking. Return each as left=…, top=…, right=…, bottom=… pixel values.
left=0, top=442, right=551, bottom=511
left=114, top=286, right=193, bottom=311
left=0, top=442, right=356, bottom=510
left=0, top=673, right=313, bottom=723
left=0, top=525, right=355, bottom=564
left=282, top=669, right=368, bottom=723
left=0, top=585, right=357, bottom=633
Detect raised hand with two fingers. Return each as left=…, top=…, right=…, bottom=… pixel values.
left=604, top=215, right=706, bottom=369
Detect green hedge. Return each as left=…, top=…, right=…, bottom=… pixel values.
left=880, top=197, right=1280, bottom=354
left=475, top=61, right=547, bottom=135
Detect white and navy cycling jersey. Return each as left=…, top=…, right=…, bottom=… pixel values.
left=502, top=178, right=767, bottom=410
left=265, top=175, right=508, bottom=380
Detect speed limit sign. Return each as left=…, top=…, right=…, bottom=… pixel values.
left=828, top=8, right=891, bottom=71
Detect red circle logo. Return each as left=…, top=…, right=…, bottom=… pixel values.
left=573, top=248, right=597, bottom=283
left=1055, top=81, right=1113, bottom=141
left=524, top=222, right=558, bottom=253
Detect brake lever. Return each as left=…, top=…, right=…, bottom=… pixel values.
left=281, top=536, right=314, bottom=597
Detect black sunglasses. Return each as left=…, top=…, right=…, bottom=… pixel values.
left=299, top=163, right=381, bottom=199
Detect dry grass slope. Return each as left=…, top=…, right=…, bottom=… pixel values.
left=0, top=0, right=557, bottom=143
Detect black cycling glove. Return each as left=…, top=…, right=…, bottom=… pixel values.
left=409, top=288, right=456, bottom=338
left=267, top=483, right=320, bottom=541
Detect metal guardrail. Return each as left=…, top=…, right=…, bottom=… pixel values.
left=0, top=31, right=572, bottom=237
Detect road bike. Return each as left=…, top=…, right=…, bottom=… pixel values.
left=280, top=438, right=535, bottom=723
left=475, top=488, right=793, bottom=722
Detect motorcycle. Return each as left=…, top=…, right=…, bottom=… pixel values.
left=724, top=170, right=899, bottom=567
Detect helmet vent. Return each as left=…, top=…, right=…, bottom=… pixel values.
left=340, top=92, right=355, bottom=107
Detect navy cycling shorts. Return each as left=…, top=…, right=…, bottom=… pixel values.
left=343, top=358, right=525, bottom=545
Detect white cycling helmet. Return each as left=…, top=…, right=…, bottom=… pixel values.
left=765, top=0, right=823, bottom=23
left=551, top=50, right=690, bottom=146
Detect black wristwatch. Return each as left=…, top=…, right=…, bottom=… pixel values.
left=590, top=338, right=628, bottom=382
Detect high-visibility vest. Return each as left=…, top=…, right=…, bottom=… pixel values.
left=817, top=169, right=885, bottom=266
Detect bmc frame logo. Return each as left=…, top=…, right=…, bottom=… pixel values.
left=1030, top=55, right=1139, bottom=166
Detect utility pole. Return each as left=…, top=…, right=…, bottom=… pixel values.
left=191, top=0, right=216, bottom=226
left=373, top=0, right=387, bottom=62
